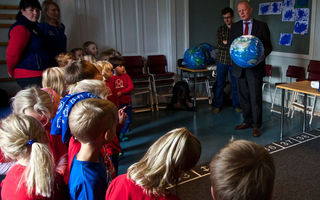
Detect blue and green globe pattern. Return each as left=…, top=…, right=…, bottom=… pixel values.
left=230, top=35, right=264, bottom=68
left=198, top=43, right=215, bottom=65
left=183, top=46, right=208, bottom=69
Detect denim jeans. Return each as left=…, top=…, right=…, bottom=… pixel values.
left=215, top=61, right=239, bottom=108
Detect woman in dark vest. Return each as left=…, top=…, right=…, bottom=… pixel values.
left=6, top=0, right=49, bottom=89
left=39, top=0, right=67, bottom=66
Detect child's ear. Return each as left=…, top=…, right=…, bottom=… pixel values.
left=104, top=125, right=116, bottom=142
left=104, top=129, right=114, bottom=143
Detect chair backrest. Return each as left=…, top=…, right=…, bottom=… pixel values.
left=123, top=56, right=145, bottom=77
left=307, top=60, right=320, bottom=81
left=265, top=64, right=272, bottom=77
left=147, top=55, right=167, bottom=74
left=286, top=65, right=305, bottom=81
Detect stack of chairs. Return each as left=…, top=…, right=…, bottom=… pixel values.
left=123, top=56, right=154, bottom=112
left=147, top=55, right=175, bottom=111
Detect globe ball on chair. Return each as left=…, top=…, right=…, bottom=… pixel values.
left=230, top=35, right=264, bottom=68
left=183, top=46, right=208, bottom=69
left=198, top=43, right=215, bottom=65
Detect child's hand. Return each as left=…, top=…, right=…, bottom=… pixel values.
left=118, top=106, right=127, bottom=125
left=117, top=91, right=122, bottom=96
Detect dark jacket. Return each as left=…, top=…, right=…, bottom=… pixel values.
left=9, top=14, right=50, bottom=71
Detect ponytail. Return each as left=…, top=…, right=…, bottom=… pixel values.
left=0, top=114, right=55, bottom=197
left=25, top=142, right=55, bottom=197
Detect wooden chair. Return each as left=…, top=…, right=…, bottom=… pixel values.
left=290, top=60, right=320, bottom=124
left=270, top=65, right=305, bottom=114
left=147, top=55, right=175, bottom=111
left=123, top=56, right=154, bottom=112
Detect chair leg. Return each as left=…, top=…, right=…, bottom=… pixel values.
left=309, top=96, right=317, bottom=125
left=288, top=91, right=298, bottom=118
left=268, top=83, right=272, bottom=103
left=205, top=79, right=212, bottom=104
left=151, top=80, right=159, bottom=111
left=270, top=87, right=278, bottom=111
left=149, top=87, right=154, bottom=112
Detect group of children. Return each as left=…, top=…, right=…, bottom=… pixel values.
left=0, top=40, right=276, bottom=200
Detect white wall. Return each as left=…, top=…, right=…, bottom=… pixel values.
left=58, top=0, right=188, bottom=72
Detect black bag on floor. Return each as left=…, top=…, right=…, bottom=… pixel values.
left=167, top=81, right=194, bottom=111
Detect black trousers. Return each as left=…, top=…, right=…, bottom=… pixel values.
left=237, top=69, right=263, bottom=128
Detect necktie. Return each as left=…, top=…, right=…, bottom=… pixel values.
left=244, top=22, right=249, bottom=35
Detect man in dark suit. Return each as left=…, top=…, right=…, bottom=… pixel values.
left=229, top=0, right=272, bottom=137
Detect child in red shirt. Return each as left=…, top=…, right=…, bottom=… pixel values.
left=0, top=114, right=68, bottom=199
left=68, top=79, right=127, bottom=175
left=109, top=56, right=134, bottom=141
left=105, top=127, right=201, bottom=200
left=11, top=87, right=68, bottom=178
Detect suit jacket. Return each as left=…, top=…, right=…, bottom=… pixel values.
left=229, top=19, right=272, bottom=78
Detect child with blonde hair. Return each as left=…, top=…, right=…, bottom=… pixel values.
left=68, top=79, right=126, bottom=175
left=68, top=79, right=111, bottom=99
left=56, top=52, right=75, bottom=68
left=106, top=127, right=201, bottom=200
left=95, top=60, right=113, bottom=80
left=0, top=114, right=68, bottom=199
left=11, top=87, right=68, bottom=177
left=209, top=140, right=275, bottom=200
left=68, top=98, right=118, bottom=199
left=94, top=60, right=119, bottom=107
left=42, top=66, right=67, bottom=98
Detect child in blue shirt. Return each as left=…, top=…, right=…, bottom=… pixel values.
left=68, top=98, right=118, bottom=200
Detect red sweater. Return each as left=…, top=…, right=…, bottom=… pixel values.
left=106, top=79, right=120, bottom=108
left=45, top=123, right=68, bottom=177
left=1, top=164, right=68, bottom=200
left=111, top=74, right=134, bottom=104
left=105, top=174, right=180, bottom=200
left=6, top=25, right=43, bottom=78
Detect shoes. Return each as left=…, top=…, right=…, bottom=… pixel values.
left=212, top=108, right=221, bottom=114
left=234, top=123, right=253, bottom=130
left=253, top=128, right=261, bottom=137
left=234, top=107, right=242, bottom=113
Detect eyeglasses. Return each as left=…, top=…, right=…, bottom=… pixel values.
left=223, top=16, right=232, bottom=19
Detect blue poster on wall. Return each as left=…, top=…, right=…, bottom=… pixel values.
left=283, top=0, right=295, bottom=7
left=295, top=8, right=309, bottom=21
left=294, top=21, right=308, bottom=34
left=279, top=33, right=293, bottom=46
left=271, top=2, right=282, bottom=14
left=259, top=3, right=270, bottom=15
left=259, top=2, right=282, bottom=15
left=282, top=8, right=295, bottom=21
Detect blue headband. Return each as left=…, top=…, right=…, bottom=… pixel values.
left=50, top=92, right=100, bottom=143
